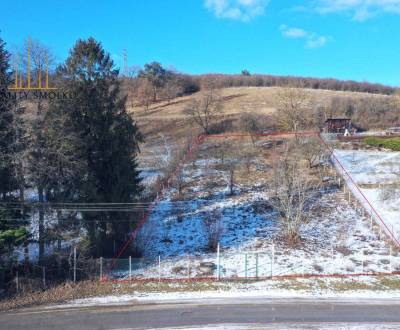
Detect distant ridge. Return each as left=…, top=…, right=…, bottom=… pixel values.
left=193, top=73, right=397, bottom=95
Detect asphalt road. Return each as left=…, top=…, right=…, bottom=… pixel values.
left=2, top=298, right=400, bottom=330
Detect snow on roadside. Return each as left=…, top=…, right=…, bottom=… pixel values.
left=65, top=275, right=400, bottom=307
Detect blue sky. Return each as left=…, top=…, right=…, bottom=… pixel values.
left=1, top=0, right=400, bottom=86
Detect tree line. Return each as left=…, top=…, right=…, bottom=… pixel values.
left=194, top=73, right=397, bottom=95
left=122, top=66, right=398, bottom=113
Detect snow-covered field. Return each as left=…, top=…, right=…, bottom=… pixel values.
left=334, top=149, right=400, bottom=241
left=113, top=138, right=400, bottom=280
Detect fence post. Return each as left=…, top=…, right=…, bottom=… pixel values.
left=217, top=243, right=220, bottom=281
left=129, top=256, right=132, bottom=284
left=271, top=243, right=275, bottom=279
left=42, top=267, right=46, bottom=289
left=255, top=253, right=259, bottom=279
left=15, top=271, right=19, bottom=293
left=158, top=255, right=161, bottom=282
left=244, top=253, right=248, bottom=279
left=370, top=209, right=373, bottom=230
left=100, top=257, right=103, bottom=281
left=188, top=257, right=191, bottom=279
left=73, top=246, right=77, bottom=284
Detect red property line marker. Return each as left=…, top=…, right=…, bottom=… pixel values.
left=107, top=135, right=203, bottom=275
left=106, top=131, right=399, bottom=280
left=102, top=270, right=400, bottom=284
left=108, top=131, right=312, bottom=274
left=317, top=133, right=400, bottom=248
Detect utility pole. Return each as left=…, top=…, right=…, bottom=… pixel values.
left=123, top=49, right=128, bottom=76
left=27, top=37, right=31, bottom=89
left=73, top=246, right=77, bottom=284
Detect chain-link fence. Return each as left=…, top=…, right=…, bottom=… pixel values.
left=1, top=252, right=101, bottom=296
left=320, top=133, right=400, bottom=247
left=103, top=242, right=398, bottom=282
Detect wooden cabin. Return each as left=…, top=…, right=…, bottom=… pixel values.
left=323, top=118, right=353, bottom=134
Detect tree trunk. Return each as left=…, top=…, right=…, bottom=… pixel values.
left=153, top=87, right=157, bottom=102
left=19, top=171, right=30, bottom=271
left=38, top=185, right=45, bottom=265
left=229, top=167, right=234, bottom=195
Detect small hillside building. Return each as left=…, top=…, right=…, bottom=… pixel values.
left=323, top=118, right=354, bottom=134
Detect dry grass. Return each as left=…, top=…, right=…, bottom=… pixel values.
left=130, top=87, right=386, bottom=121
left=133, top=86, right=386, bottom=158
left=134, top=86, right=389, bottom=186
left=4, top=276, right=400, bottom=311
left=0, top=281, right=116, bottom=311
left=0, top=280, right=219, bottom=312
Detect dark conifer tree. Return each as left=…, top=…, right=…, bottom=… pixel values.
left=0, top=37, right=28, bottom=261
left=52, top=38, right=143, bottom=257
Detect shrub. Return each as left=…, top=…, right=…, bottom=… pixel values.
left=203, top=212, right=223, bottom=252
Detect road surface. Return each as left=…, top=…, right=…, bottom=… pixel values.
left=1, top=298, right=400, bottom=329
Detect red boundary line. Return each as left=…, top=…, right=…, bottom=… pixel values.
left=317, top=134, right=400, bottom=247
left=102, top=271, right=400, bottom=284
left=105, top=131, right=400, bottom=281
left=106, top=135, right=204, bottom=274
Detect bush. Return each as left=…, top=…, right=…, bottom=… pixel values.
left=203, top=212, right=223, bottom=252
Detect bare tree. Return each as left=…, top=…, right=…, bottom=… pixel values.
left=269, top=144, right=317, bottom=243
left=380, top=164, right=400, bottom=202
left=239, top=113, right=259, bottom=145
left=203, top=211, right=223, bottom=252
left=124, top=66, right=141, bottom=109
left=185, top=87, right=222, bottom=134
left=242, top=150, right=254, bottom=174
left=137, top=78, right=154, bottom=111
left=162, top=76, right=183, bottom=104
left=174, top=169, right=185, bottom=199
left=299, top=137, right=327, bottom=169
left=228, top=163, right=235, bottom=196
left=212, top=141, right=229, bottom=165
left=19, top=39, right=55, bottom=265
left=276, top=87, right=310, bottom=132
left=18, top=38, right=55, bottom=90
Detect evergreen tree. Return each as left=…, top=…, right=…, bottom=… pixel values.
left=52, top=38, right=143, bottom=257
left=0, top=37, right=16, bottom=198
left=0, top=37, right=28, bottom=261
left=138, top=62, right=167, bottom=101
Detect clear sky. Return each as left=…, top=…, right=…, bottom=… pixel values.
left=1, top=0, right=400, bottom=86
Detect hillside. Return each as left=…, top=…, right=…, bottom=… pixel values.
left=131, top=86, right=389, bottom=121
left=132, top=86, right=393, bottom=184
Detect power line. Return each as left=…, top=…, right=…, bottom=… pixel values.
left=0, top=201, right=199, bottom=205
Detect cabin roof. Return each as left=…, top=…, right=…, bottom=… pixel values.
left=324, top=118, right=351, bottom=122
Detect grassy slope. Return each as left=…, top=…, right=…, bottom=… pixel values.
left=131, top=87, right=389, bottom=140
left=131, top=87, right=389, bottom=169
